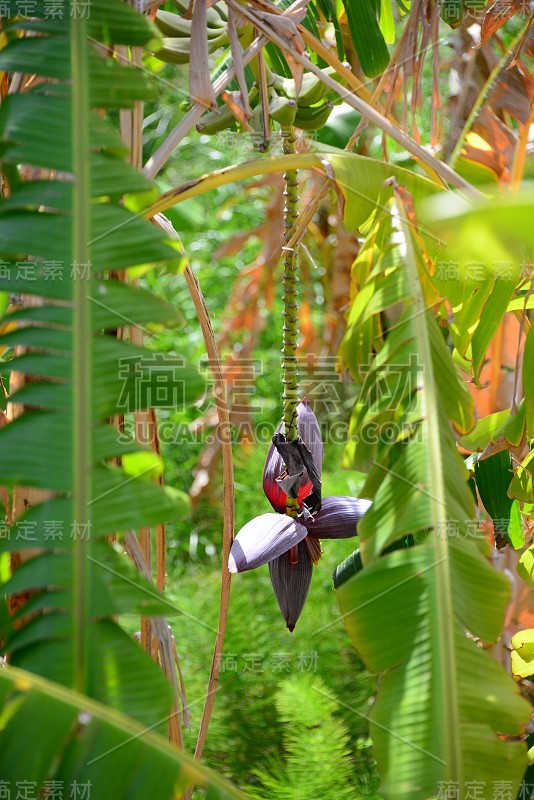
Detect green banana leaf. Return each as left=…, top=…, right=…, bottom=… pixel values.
left=0, top=0, right=203, bottom=733
left=0, top=665, right=247, bottom=800
left=422, top=191, right=534, bottom=381
left=148, top=149, right=444, bottom=235
left=335, top=192, right=530, bottom=798
left=340, top=0, right=390, bottom=76
left=474, top=452, right=525, bottom=549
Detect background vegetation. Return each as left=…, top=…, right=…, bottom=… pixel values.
left=0, top=0, right=533, bottom=798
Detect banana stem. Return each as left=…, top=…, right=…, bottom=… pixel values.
left=281, top=126, right=300, bottom=517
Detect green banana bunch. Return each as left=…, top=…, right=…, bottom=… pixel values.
left=196, top=68, right=333, bottom=136
left=153, top=8, right=228, bottom=64
left=198, top=94, right=333, bottom=135
left=251, top=91, right=332, bottom=133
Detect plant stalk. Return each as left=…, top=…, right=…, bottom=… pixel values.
left=71, top=1, right=92, bottom=695
left=281, top=127, right=300, bottom=517
left=153, top=213, right=234, bottom=779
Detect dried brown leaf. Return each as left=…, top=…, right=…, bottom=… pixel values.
left=0, top=486, right=9, bottom=518
left=253, top=8, right=307, bottom=92
left=489, top=61, right=534, bottom=124
left=283, top=51, right=305, bottom=96
left=480, top=0, right=523, bottom=46
left=522, top=25, right=534, bottom=58
left=465, top=107, right=516, bottom=182
left=221, top=90, right=253, bottom=130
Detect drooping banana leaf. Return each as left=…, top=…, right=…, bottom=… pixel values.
left=0, top=0, right=203, bottom=729
left=335, top=193, right=530, bottom=798
left=0, top=664, right=247, bottom=800
left=146, top=149, right=444, bottom=233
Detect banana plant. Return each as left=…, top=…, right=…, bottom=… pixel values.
left=0, top=3, right=239, bottom=795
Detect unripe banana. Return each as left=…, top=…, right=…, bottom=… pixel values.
left=275, top=66, right=345, bottom=107
left=298, top=73, right=329, bottom=106
left=249, top=102, right=264, bottom=133
left=196, top=104, right=236, bottom=135
left=268, top=95, right=297, bottom=126
left=217, top=2, right=229, bottom=24
left=153, top=37, right=192, bottom=64
left=155, top=9, right=225, bottom=39
left=155, top=10, right=192, bottom=38
left=294, top=100, right=334, bottom=131
left=153, top=31, right=228, bottom=64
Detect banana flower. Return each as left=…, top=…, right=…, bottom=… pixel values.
left=229, top=399, right=370, bottom=631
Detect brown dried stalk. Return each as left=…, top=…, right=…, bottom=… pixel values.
left=153, top=214, right=234, bottom=781
left=189, top=0, right=217, bottom=109
left=118, top=31, right=160, bottom=661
